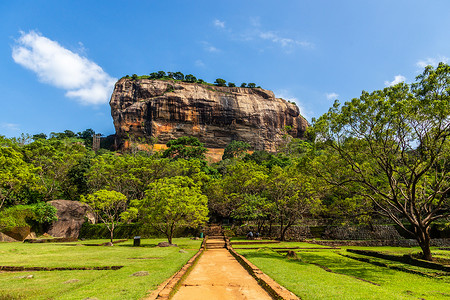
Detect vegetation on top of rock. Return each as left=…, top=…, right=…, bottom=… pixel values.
left=122, top=71, right=260, bottom=88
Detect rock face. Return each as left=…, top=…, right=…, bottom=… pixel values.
left=110, top=79, right=308, bottom=152
left=1, top=226, right=30, bottom=241
left=47, top=200, right=95, bottom=238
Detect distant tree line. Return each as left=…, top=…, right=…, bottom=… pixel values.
left=1, top=63, right=448, bottom=259
left=123, top=71, right=260, bottom=89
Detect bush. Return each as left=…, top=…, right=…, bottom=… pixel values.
left=0, top=203, right=56, bottom=232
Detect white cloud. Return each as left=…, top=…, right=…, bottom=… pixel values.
left=275, top=90, right=311, bottom=121
left=416, top=56, right=449, bottom=69
left=12, top=31, right=116, bottom=105
left=1, top=123, right=20, bottom=132
left=213, top=19, right=225, bottom=29
left=201, top=41, right=220, bottom=53
left=259, top=31, right=313, bottom=49
left=384, top=75, right=406, bottom=87
left=195, top=59, right=206, bottom=68
left=326, top=92, right=339, bottom=100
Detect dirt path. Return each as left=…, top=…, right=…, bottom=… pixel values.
left=172, top=236, right=272, bottom=300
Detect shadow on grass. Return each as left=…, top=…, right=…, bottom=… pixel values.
left=241, top=248, right=398, bottom=285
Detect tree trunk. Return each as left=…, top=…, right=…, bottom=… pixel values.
left=281, top=223, right=292, bottom=242
left=279, top=218, right=285, bottom=241
left=110, top=229, right=114, bottom=243
left=257, top=219, right=265, bottom=235
left=167, top=222, right=175, bottom=245
left=415, top=225, right=432, bottom=261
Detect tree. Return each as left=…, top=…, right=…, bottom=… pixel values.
left=23, top=138, right=86, bottom=201
left=77, top=128, right=95, bottom=148
left=0, top=140, right=41, bottom=209
left=163, top=136, right=207, bottom=160
left=240, top=83, right=247, bottom=88
left=267, top=165, right=319, bottom=241
left=214, top=78, right=227, bottom=87
left=313, top=63, right=450, bottom=260
left=157, top=71, right=166, bottom=78
left=184, top=74, right=197, bottom=83
left=228, top=82, right=236, bottom=87
left=81, top=190, right=127, bottom=243
left=137, top=176, right=208, bottom=244
left=247, top=83, right=256, bottom=88
left=173, top=72, right=184, bottom=81
left=207, top=161, right=269, bottom=220
left=222, top=140, right=251, bottom=160
left=32, top=133, right=47, bottom=141
left=231, top=194, right=273, bottom=234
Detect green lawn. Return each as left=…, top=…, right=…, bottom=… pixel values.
left=235, top=244, right=450, bottom=300
left=0, top=238, right=201, bottom=299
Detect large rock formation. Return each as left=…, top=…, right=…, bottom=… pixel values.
left=110, top=78, right=308, bottom=152
left=47, top=200, right=95, bottom=238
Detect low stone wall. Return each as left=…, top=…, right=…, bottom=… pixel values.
left=231, top=225, right=311, bottom=240
left=309, top=238, right=450, bottom=247
left=322, top=225, right=403, bottom=240
left=229, top=224, right=450, bottom=247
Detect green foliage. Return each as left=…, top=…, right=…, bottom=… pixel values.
left=23, top=138, right=87, bottom=201
left=30, top=202, right=58, bottom=223
left=184, top=74, right=197, bottom=82
left=0, top=142, right=41, bottom=208
left=247, top=83, right=256, bottom=88
left=227, top=82, right=236, bottom=87
left=163, top=136, right=207, bottom=160
left=0, top=205, right=34, bottom=231
left=0, top=203, right=57, bottom=231
left=32, top=133, right=47, bottom=141
left=214, top=78, right=227, bottom=86
left=222, top=140, right=250, bottom=160
left=313, top=63, right=450, bottom=260
left=134, top=176, right=208, bottom=243
left=243, top=150, right=291, bottom=169
left=81, top=189, right=127, bottom=242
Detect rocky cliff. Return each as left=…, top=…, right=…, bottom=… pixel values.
left=110, top=78, right=308, bottom=152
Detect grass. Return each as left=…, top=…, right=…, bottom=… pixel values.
left=235, top=243, right=450, bottom=300
left=0, top=238, right=201, bottom=299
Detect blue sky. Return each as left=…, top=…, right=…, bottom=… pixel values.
left=1, top=0, right=450, bottom=137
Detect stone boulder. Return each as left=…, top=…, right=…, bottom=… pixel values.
left=47, top=200, right=95, bottom=238
left=2, top=226, right=31, bottom=241
left=157, top=242, right=177, bottom=247
left=0, top=232, right=19, bottom=242
left=110, top=79, right=309, bottom=152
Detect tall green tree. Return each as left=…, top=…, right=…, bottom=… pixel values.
left=314, top=63, right=450, bottom=260
left=81, top=189, right=127, bottom=243
left=23, top=138, right=86, bottom=200
left=0, top=140, right=41, bottom=209
left=267, top=165, right=320, bottom=241
left=136, top=176, right=208, bottom=244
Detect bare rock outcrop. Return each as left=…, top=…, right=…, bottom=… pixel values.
left=110, top=79, right=309, bottom=152
left=47, top=200, right=95, bottom=238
